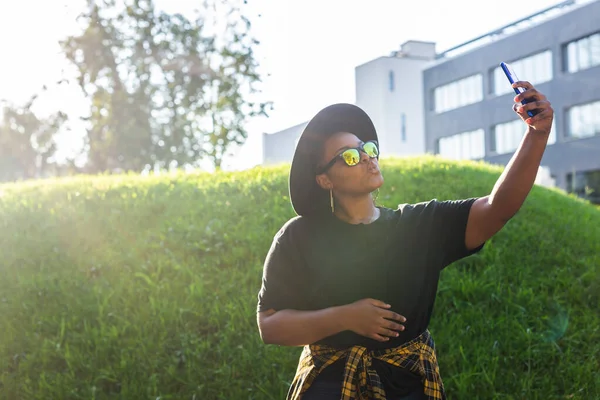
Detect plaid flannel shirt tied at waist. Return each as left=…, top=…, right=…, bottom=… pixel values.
left=286, top=329, right=446, bottom=400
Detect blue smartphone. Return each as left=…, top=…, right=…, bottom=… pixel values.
left=499, top=62, right=538, bottom=117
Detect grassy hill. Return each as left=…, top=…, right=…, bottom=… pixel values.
left=0, top=156, right=598, bottom=400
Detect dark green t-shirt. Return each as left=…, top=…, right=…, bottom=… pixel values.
left=257, top=198, right=485, bottom=396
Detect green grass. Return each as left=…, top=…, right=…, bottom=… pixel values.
left=0, top=155, right=598, bottom=399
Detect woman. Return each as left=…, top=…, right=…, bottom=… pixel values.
left=257, top=81, right=554, bottom=399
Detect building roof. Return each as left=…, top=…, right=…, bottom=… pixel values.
left=435, top=0, right=594, bottom=61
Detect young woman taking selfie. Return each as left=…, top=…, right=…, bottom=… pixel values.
left=257, top=81, right=554, bottom=400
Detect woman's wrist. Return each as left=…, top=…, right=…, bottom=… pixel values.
left=332, top=304, right=352, bottom=332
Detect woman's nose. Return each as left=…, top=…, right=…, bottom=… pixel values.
left=360, top=149, right=370, bottom=163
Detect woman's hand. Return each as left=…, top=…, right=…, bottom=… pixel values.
left=512, top=81, right=554, bottom=135
left=340, top=298, right=407, bottom=342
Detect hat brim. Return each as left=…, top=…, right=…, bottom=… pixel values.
left=289, top=103, right=379, bottom=216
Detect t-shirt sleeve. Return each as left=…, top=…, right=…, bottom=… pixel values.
left=256, top=221, right=309, bottom=313
left=430, top=198, right=485, bottom=269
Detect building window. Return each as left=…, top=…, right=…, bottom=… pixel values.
left=433, top=74, right=482, bottom=113
left=389, top=70, right=395, bottom=92
left=401, top=113, right=406, bottom=142
left=566, top=169, right=600, bottom=204
left=566, top=100, right=600, bottom=138
left=491, top=117, right=557, bottom=154
left=491, top=50, right=553, bottom=96
left=437, top=129, right=485, bottom=160
left=565, top=32, right=600, bottom=73
left=491, top=120, right=522, bottom=154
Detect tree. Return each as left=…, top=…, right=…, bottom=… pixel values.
left=0, top=100, right=67, bottom=182
left=60, top=0, right=269, bottom=173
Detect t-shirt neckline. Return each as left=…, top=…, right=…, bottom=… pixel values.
left=327, top=206, right=387, bottom=227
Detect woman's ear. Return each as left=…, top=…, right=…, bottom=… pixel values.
left=315, top=174, right=332, bottom=190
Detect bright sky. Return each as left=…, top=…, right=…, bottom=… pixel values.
left=0, top=0, right=567, bottom=171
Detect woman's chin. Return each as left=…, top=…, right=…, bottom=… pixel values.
left=369, top=174, right=384, bottom=190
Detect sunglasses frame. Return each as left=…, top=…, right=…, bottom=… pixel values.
left=316, top=140, right=379, bottom=175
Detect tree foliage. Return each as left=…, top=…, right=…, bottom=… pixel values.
left=60, top=0, right=269, bottom=173
left=0, top=100, right=67, bottom=182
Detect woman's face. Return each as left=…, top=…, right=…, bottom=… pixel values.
left=316, top=131, right=384, bottom=195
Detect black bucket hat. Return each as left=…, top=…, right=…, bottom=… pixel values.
left=289, top=103, right=379, bottom=216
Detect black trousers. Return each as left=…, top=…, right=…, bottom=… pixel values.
left=301, top=380, right=427, bottom=400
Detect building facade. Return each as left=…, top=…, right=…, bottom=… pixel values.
left=261, top=122, right=307, bottom=166
left=423, top=0, right=600, bottom=201
left=354, top=41, right=436, bottom=158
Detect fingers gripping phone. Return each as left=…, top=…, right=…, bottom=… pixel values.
left=499, top=62, right=539, bottom=117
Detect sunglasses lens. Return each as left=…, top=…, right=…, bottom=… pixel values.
left=364, top=141, right=379, bottom=157
left=342, top=149, right=361, bottom=166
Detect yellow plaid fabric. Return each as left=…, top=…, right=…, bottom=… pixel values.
left=286, top=329, right=445, bottom=400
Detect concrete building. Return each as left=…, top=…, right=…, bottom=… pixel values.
left=423, top=0, right=600, bottom=201
left=261, top=122, right=307, bottom=166
left=354, top=41, right=436, bottom=157
left=262, top=40, right=437, bottom=166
